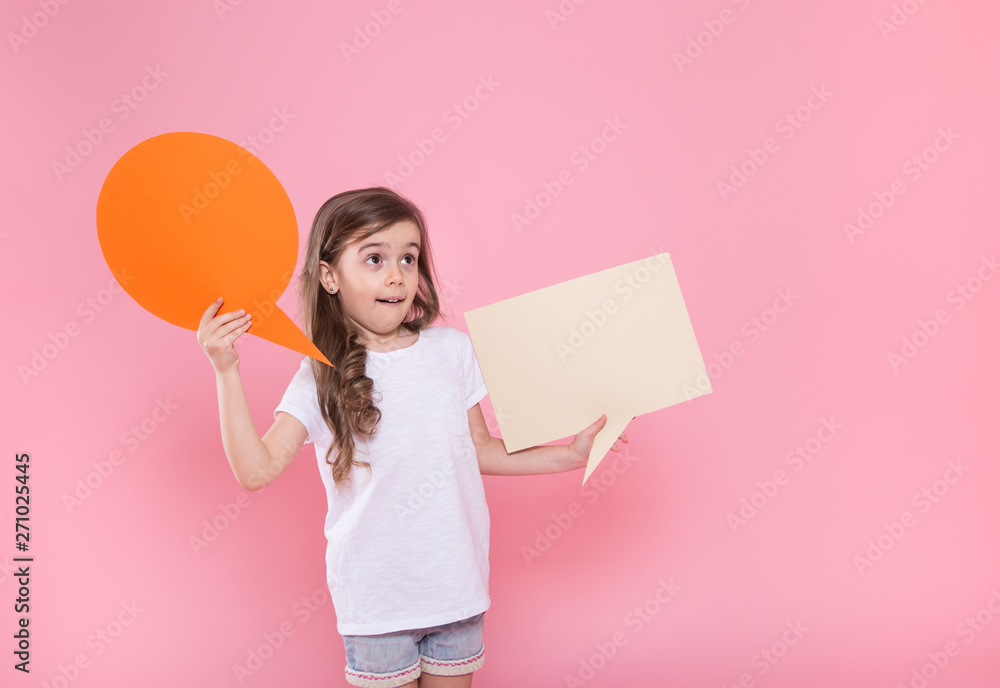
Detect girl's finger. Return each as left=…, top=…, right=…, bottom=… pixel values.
left=198, top=297, right=225, bottom=327
left=214, top=308, right=247, bottom=327
left=211, top=314, right=251, bottom=342
left=203, top=309, right=248, bottom=339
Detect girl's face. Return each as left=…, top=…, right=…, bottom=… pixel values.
left=318, top=220, right=422, bottom=347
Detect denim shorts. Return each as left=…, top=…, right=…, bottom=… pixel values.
left=343, top=612, right=485, bottom=687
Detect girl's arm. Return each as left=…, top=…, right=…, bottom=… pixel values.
left=199, top=299, right=307, bottom=491
left=216, top=367, right=307, bottom=490
left=468, top=404, right=627, bottom=476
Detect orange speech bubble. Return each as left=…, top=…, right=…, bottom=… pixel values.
left=96, top=132, right=331, bottom=366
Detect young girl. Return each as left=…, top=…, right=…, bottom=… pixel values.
left=197, top=187, right=629, bottom=688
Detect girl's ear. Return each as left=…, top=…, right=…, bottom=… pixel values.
left=318, top=260, right=338, bottom=294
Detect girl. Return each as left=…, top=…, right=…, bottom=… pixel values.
left=197, top=187, right=629, bottom=688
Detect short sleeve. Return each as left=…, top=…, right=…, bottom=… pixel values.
left=273, top=358, right=326, bottom=445
left=458, top=330, right=489, bottom=409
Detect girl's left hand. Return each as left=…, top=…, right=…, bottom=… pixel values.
left=564, top=414, right=634, bottom=471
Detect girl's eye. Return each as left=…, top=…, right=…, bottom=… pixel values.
left=366, top=255, right=417, bottom=265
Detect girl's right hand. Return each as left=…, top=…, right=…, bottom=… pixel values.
left=197, top=298, right=252, bottom=374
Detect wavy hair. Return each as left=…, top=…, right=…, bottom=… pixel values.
left=299, top=188, right=442, bottom=487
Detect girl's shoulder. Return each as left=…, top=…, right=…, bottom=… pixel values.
left=420, top=325, right=473, bottom=349
left=289, top=356, right=319, bottom=387
left=421, top=324, right=456, bottom=339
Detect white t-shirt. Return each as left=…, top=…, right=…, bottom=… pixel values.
left=273, top=325, right=491, bottom=636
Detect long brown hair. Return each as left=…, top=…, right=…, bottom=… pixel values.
left=299, top=188, right=442, bottom=487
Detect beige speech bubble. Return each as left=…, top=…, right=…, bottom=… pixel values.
left=463, top=252, right=711, bottom=483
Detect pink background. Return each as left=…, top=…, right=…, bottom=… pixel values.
left=4, top=1, right=999, bottom=686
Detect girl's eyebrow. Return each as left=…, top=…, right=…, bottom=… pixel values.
left=357, top=241, right=420, bottom=253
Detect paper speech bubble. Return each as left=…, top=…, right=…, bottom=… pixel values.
left=464, top=252, right=711, bottom=483
left=96, top=132, right=331, bottom=366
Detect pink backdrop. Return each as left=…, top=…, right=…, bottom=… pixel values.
left=4, top=1, right=999, bottom=686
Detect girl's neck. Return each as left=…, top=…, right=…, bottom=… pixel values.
left=364, top=327, right=420, bottom=353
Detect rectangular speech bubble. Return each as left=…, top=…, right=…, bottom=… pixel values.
left=463, top=252, right=711, bottom=483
